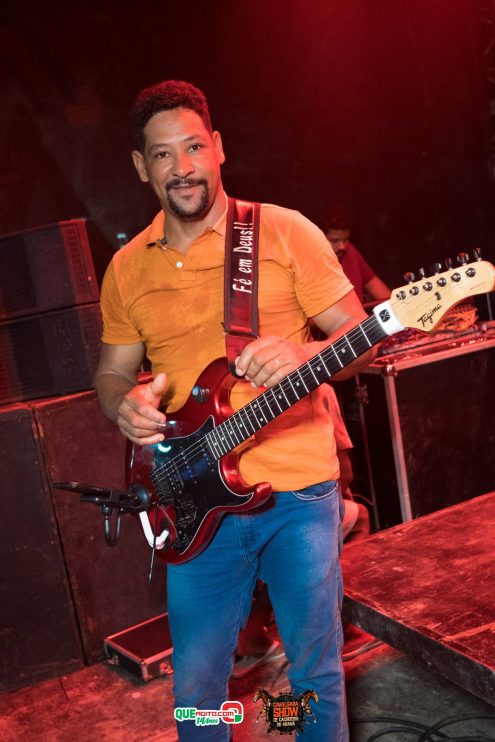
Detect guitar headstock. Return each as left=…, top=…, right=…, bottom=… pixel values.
left=387, top=255, right=495, bottom=333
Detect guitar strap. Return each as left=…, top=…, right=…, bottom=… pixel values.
left=224, top=197, right=261, bottom=377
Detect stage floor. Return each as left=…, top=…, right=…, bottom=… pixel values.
left=0, top=641, right=494, bottom=741
left=2, top=495, right=495, bottom=740
left=341, top=491, right=495, bottom=707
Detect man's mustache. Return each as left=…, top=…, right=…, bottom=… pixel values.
left=166, top=178, right=207, bottom=191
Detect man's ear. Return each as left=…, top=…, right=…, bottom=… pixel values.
left=132, top=150, right=149, bottom=183
left=212, top=131, right=226, bottom=165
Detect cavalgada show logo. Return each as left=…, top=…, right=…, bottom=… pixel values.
left=254, top=688, right=319, bottom=735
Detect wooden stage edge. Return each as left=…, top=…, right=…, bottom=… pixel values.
left=341, top=491, right=495, bottom=707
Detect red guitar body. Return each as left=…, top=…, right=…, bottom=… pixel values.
left=126, top=359, right=272, bottom=564
left=126, top=256, right=495, bottom=564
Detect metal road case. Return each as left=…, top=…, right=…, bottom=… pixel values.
left=104, top=613, right=173, bottom=682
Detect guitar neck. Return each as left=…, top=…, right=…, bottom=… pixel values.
left=206, top=313, right=387, bottom=459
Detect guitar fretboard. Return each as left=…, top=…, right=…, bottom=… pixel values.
left=151, top=314, right=386, bottom=495
left=205, top=314, right=386, bottom=460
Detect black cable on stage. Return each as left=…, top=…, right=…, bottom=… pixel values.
left=342, top=638, right=383, bottom=661
left=350, top=713, right=495, bottom=742
left=366, top=726, right=440, bottom=741
left=417, top=713, right=495, bottom=742
left=350, top=715, right=448, bottom=740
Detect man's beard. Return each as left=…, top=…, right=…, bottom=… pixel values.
left=165, top=178, right=210, bottom=220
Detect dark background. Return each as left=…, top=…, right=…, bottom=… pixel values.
left=1, top=0, right=494, bottom=289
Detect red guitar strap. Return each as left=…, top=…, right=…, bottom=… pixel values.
left=224, top=198, right=261, bottom=377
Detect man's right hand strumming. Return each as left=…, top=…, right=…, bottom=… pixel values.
left=116, top=373, right=168, bottom=445
left=94, top=341, right=168, bottom=446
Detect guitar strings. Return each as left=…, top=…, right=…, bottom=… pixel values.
left=151, top=316, right=383, bottom=489
left=151, top=316, right=383, bottom=492
left=150, top=265, right=487, bottom=504
left=153, top=262, right=491, bottom=490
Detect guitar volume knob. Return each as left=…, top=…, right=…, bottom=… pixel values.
left=192, top=385, right=209, bottom=403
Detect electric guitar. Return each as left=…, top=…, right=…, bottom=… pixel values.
left=125, top=257, right=495, bottom=564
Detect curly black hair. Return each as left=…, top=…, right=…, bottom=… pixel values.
left=130, top=80, right=212, bottom=151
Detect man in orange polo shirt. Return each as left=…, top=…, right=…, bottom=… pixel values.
left=95, top=80, right=376, bottom=741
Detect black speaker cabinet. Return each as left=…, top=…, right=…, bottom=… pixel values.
left=0, top=404, right=84, bottom=692
left=0, top=303, right=102, bottom=404
left=0, top=219, right=99, bottom=321
left=33, top=391, right=167, bottom=664
left=345, top=332, right=495, bottom=530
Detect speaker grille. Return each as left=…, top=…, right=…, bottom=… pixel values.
left=1, top=235, right=37, bottom=313
left=0, top=304, right=102, bottom=404
left=0, top=219, right=99, bottom=320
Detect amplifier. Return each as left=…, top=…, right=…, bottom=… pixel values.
left=0, top=303, right=102, bottom=404
left=34, top=390, right=167, bottom=664
left=343, top=332, right=495, bottom=529
left=0, top=403, right=84, bottom=691
left=0, top=218, right=99, bottom=320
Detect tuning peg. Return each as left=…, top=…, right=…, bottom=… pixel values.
left=435, top=261, right=447, bottom=286
left=418, top=267, right=426, bottom=279
left=456, top=252, right=469, bottom=265
left=473, top=247, right=482, bottom=261
left=403, top=271, right=415, bottom=283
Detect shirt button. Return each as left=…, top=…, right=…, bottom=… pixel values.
left=176, top=261, right=183, bottom=269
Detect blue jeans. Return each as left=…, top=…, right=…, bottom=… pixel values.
left=167, top=481, right=348, bottom=741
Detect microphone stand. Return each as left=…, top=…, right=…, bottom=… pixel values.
left=51, top=481, right=151, bottom=547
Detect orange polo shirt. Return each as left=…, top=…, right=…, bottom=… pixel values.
left=100, top=201, right=353, bottom=490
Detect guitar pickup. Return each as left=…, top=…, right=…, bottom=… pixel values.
left=151, top=469, right=184, bottom=505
